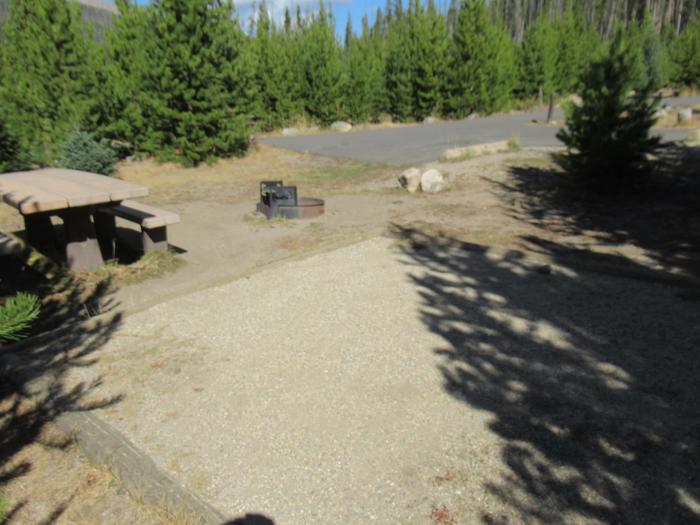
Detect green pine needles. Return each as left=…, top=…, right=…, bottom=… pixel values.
left=556, top=35, right=661, bottom=193
left=0, top=292, right=40, bottom=343
left=59, top=130, right=117, bottom=175
left=141, top=0, right=251, bottom=165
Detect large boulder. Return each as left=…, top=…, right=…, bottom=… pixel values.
left=330, top=121, right=352, bottom=133
left=420, top=169, right=448, bottom=193
left=678, top=107, right=693, bottom=125
left=398, top=168, right=421, bottom=193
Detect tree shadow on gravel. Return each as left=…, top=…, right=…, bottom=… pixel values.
left=0, top=249, right=123, bottom=523
left=496, top=144, right=700, bottom=283
left=392, top=223, right=700, bottom=524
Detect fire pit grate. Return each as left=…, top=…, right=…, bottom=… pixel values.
left=256, top=181, right=325, bottom=220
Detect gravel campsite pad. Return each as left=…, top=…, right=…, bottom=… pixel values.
left=60, top=235, right=700, bottom=524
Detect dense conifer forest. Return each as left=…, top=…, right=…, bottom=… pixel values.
left=2, top=0, right=700, bottom=167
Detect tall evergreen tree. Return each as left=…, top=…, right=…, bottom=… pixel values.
left=670, top=13, right=700, bottom=86
left=556, top=5, right=601, bottom=94
left=0, top=0, right=97, bottom=164
left=141, top=0, right=251, bottom=165
left=299, top=3, right=343, bottom=125
left=518, top=16, right=559, bottom=98
left=252, top=1, right=297, bottom=129
left=344, top=14, right=387, bottom=122
left=91, top=0, right=154, bottom=152
left=385, top=11, right=414, bottom=120
left=444, top=0, right=516, bottom=117
left=410, top=0, right=448, bottom=119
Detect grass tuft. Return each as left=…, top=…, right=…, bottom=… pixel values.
left=84, top=250, right=182, bottom=286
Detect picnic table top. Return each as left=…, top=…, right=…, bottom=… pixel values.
left=0, top=168, right=148, bottom=215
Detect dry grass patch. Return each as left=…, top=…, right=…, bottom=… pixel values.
left=83, top=250, right=183, bottom=287
left=117, top=144, right=392, bottom=206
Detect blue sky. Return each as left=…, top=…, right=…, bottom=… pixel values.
left=110, top=0, right=387, bottom=38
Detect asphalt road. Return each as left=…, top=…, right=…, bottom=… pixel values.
left=260, top=96, right=700, bottom=165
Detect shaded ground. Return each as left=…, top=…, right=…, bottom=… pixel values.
left=0, top=400, right=164, bottom=525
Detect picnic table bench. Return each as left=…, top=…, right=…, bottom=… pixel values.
left=0, top=168, right=179, bottom=271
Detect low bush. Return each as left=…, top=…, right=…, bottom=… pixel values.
left=58, top=131, right=118, bottom=176
left=556, top=35, right=661, bottom=193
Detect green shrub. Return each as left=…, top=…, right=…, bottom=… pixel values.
left=0, top=292, right=40, bottom=343
left=556, top=35, right=660, bottom=193
left=58, top=131, right=117, bottom=176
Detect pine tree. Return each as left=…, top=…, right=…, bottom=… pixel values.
left=411, top=0, right=448, bottom=119
left=670, top=13, right=700, bottom=86
left=518, top=16, right=559, bottom=99
left=622, top=14, right=667, bottom=91
left=344, top=14, right=353, bottom=50
left=444, top=0, right=516, bottom=117
left=0, top=0, right=97, bottom=165
left=556, top=34, right=661, bottom=193
left=556, top=5, right=600, bottom=94
left=252, top=1, right=297, bottom=130
left=385, top=13, right=414, bottom=121
left=141, top=0, right=251, bottom=165
left=343, top=14, right=387, bottom=123
left=91, top=0, right=154, bottom=153
left=298, top=3, right=343, bottom=125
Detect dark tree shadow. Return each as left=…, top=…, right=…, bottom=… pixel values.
left=392, top=223, right=700, bottom=524
left=223, top=514, right=276, bottom=525
left=495, top=143, right=700, bottom=283
left=0, top=248, right=123, bottom=522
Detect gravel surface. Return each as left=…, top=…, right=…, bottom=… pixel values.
left=62, top=235, right=700, bottom=524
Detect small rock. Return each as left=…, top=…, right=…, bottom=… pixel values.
left=467, top=113, right=479, bottom=120
left=424, top=116, right=437, bottom=124
left=537, top=264, right=552, bottom=275
left=281, top=127, right=298, bottom=136
left=678, top=107, right=693, bottom=125
left=421, top=169, right=448, bottom=193
left=398, top=167, right=421, bottom=193
left=685, top=129, right=700, bottom=145
left=330, top=121, right=352, bottom=132
left=654, top=108, right=668, bottom=120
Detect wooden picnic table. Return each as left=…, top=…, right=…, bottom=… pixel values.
left=0, top=168, right=148, bottom=271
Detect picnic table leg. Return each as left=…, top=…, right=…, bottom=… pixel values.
left=94, top=211, right=117, bottom=260
left=23, top=213, right=56, bottom=247
left=142, top=226, right=168, bottom=253
left=62, top=208, right=104, bottom=271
